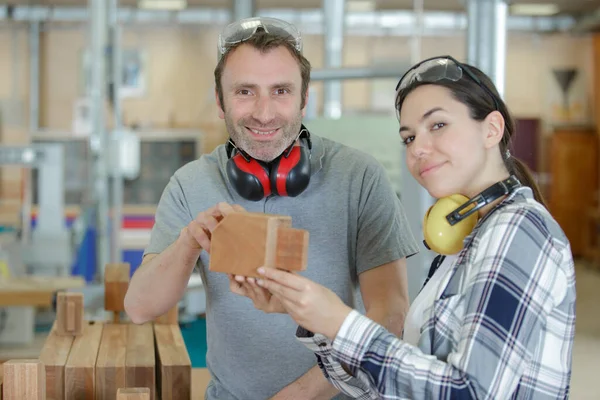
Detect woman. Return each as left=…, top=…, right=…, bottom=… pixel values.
left=254, top=55, right=576, bottom=399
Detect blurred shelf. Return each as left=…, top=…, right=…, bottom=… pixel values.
left=32, top=128, right=204, bottom=141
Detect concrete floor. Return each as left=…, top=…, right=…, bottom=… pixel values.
left=571, top=261, right=600, bottom=399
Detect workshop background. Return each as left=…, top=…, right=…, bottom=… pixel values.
left=0, top=0, right=599, bottom=398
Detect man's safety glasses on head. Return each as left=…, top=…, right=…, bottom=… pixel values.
left=218, top=17, right=303, bottom=60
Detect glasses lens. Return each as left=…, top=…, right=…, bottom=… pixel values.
left=218, top=17, right=302, bottom=58
left=397, top=57, right=463, bottom=91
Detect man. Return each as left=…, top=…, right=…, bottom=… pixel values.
left=124, top=16, right=419, bottom=400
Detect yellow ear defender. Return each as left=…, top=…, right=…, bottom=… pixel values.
left=422, top=175, right=522, bottom=255
left=423, top=194, right=478, bottom=255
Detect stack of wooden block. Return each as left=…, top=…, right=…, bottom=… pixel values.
left=1, top=262, right=191, bottom=400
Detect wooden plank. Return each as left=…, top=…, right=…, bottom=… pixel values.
left=154, top=305, right=178, bottom=325
left=64, top=321, right=103, bottom=400
left=191, top=369, right=211, bottom=400
left=594, top=33, right=600, bottom=137
left=154, top=324, right=191, bottom=400
left=0, top=276, right=85, bottom=290
left=125, top=324, right=155, bottom=400
left=56, top=293, right=84, bottom=336
left=116, top=387, right=150, bottom=400
left=2, top=359, right=45, bottom=400
left=105, top=263, right=130, bottom=323
left=0, top=292, right=54, bottom=307
left=209, top=212, right=308, bottom=278
left=95, top=324, right=127, bottom=400
left=0, top=276, right=85, bottom=307
left=38, top=322, right=74, bottom=400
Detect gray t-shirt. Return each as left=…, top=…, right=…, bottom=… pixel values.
left=144, top=133, right=419, bottom=400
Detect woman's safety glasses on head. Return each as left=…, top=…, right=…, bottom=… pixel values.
left=395, top=55, right=499, bottom=110
left=218, top=17, right=303, bottom=60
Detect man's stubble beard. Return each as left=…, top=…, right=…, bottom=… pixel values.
left=225, top=111, right=303, bottom=162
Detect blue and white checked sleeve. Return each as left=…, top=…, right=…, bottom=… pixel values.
left=295, top=329, right=378, bottom=400
left=298, top=207, right=572, bottom=399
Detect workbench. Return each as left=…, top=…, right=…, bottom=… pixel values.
left=0, top=275, right=85, bottom=307
left=0, top=263, right=196, bottom=399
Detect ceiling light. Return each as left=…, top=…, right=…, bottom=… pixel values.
left=510, top=3, right=560, bottom=16
left=138, top=0, right=187, bottom=11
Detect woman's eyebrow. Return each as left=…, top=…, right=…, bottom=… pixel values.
left=400, top=107, right=446, bottom=132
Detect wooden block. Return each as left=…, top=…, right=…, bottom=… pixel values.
left=105, top=263, right=130, bottom=283
left=154, top=324, right=191, bottom=400
left=2, top=359, right=45, bottom=400
left=39, top=321, right=75, bottom=400
left=125, top=323, right=155, bottom=400
left=116, top=387, right=150, bottom=400
left=95, top=324, right=127, bottom=400
left=275, top=227, right=309, bottom=272
left=104, top=263, right=130, bottom=320
left=209, top=212, right=309, bottom=278
left=56, top=293, right=84, bottom=336
left=154, top=305, right=178, bottom=325
left=64, top=321, right=104, bottom=400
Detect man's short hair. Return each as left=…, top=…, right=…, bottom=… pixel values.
left=214, top=29, right=312, bottom=110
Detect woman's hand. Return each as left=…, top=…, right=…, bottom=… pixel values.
left=228, top=274, right=287, bottom=313
left=256, top=267, right=353, bottom=340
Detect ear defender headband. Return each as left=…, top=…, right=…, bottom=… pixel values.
left=423, top=175, right=521, bottom=255
left=226, top=127, right=312, bottom=202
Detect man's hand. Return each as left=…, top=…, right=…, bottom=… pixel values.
left=179, top=202, right=245, bottom=253
left=229, top=275, right=287, bottom=313
left=125, top=201, right=245, bottom=325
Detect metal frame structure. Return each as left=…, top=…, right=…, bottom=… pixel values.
left=466, top=0, right=508, bottom=97
left=88, top=0, right=110, bottom=280
left=323, top=0, right=346, bottom=119
left=110, top=0, right=124, bottom=268
left=0, top=144, right=73, bottom=277
left=0, top=0, right=567, bottom=296
left=0, top=6, right=577, bottom=34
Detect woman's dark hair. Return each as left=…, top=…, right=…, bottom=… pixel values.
left=395, top=62, right=547, bottom=208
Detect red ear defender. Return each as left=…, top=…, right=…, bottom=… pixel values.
left=226, top=147, right=272, bottom=201
left=270, top=144, right=311, bottom=197
left=225, top=127, right=312, bottom=201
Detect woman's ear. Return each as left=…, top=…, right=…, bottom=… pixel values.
left=483, top=110, right=505, bottom=149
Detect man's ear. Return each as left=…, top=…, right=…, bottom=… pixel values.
left=215, top=88, right=225, bottom=120
left=301, top=89, right=309, bottom=118
left=483, top=110, right=505, bottom=149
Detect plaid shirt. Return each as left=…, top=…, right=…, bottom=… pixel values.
left=297, top=187, right=576, bottom=399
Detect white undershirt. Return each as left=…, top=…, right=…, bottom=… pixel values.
left=403, top=254, right=458, bottom=347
